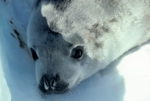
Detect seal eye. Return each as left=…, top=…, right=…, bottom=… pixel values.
left=71, top=46, right=84, bottom=60
left=30, top=48, right=38, bottom=61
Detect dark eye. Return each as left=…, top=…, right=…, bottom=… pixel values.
left=30, top=48, right=38, bottom=61
left=71, top=46, right=84, bottom=60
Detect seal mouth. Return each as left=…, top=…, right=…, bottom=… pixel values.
left=68, top=76, right=82, bottom=90
left=75, top=77, right=81, bottom=86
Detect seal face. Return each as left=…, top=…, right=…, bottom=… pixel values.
left=27, top=6, right=89, bottom=93
left=27, top=0, right=150, bottom=94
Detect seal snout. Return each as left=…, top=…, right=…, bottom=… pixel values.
left=38, top=74, right=69, bottom=94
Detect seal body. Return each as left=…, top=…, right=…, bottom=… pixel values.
left=27, top=0, right=150, bottom=94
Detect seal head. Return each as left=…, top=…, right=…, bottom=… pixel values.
left=27, top=1, right=94, bottom=93
left=27, top=0, right=150, bottom=94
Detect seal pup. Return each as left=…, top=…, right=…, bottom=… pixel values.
left=27, top=0, right=150, bottom=94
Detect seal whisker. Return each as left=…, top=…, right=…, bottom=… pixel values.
left=36, top=86, right=45, bottom=97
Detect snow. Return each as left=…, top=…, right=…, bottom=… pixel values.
left=0, top=0, right=150, bottom=101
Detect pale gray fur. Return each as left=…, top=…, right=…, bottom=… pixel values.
left=27, top=0, right=150, bottom=94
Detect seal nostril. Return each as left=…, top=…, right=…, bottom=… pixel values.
left=43, top=77, right=50, bottom=91
left=50, top=77, right=56, bottom=89
left=39, top=74, right=69, bottom=94
left=39, top=75, right=50, bottom=93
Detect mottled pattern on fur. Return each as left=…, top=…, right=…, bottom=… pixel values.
left=41, top=0, right=150, bottom=61
left=27, top=0, right=150, bottom=92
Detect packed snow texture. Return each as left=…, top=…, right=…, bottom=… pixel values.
left=0, top=0, right=150, bottom=101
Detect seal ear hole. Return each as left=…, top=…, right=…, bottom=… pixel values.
left=30, top=48, right=38, bottom=61
left=71, top=46, right=84, bottom=60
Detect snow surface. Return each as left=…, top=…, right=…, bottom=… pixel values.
left=0, top=0, right=150, bottom=101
